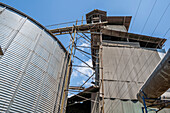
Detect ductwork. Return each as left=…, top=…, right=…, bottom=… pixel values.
left=137, top=49, right=170, bottom=108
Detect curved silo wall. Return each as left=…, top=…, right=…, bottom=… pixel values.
left=0, top=3, right=70, bottom=113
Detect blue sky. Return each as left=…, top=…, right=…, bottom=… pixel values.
left=1, top=0, right=169, bottom=48
left=1, top=0, right=170, bottom=92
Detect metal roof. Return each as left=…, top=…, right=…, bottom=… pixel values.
left=86, top=9, right=132, bottom=30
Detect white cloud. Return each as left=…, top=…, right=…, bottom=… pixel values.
left=82, top=80, right=92, bottom=87
left=72, top=70, right=78, bottom=77
left=68, top=93, right=74, bottom=98
left=77, top=82, right=81, bottom=85
left=72, top=59, right=94, bottom=77
left=79, top=59, right=94, bottom=77
left=79, top=43, right=90, bottom=51
left=71, top=59, right=94, bottom=88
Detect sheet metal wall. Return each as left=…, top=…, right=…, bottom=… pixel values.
left=101, top=42, right=170, bottom=112
left=0, top=5, right=69, bottom=113
left=102, top=45, right=163, bottom=100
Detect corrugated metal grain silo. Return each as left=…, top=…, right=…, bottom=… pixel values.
left=0, top=3, right=70, bottom=113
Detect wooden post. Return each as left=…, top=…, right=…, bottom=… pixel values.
left=60, top=20, right=77, bottom=113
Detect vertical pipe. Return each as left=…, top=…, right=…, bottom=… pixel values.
left=142, top=108, right=144, bottom=113
left=142, top=96, right=148, bottom=113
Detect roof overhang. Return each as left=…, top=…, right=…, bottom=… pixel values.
left=106, top=16, right=132, bottom=31
left=101, top=29, right=166, bottom=47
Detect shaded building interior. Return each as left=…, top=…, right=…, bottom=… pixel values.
left=66, top=86, right=99, bottom=113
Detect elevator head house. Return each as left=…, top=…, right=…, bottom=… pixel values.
left=66, top=9, right=170, bottom=113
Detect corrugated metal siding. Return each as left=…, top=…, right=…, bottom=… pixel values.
left=0, top=5, right=69, bottom=113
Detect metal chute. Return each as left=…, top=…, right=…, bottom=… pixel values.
left=137, top=49, right=170, bottom=108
